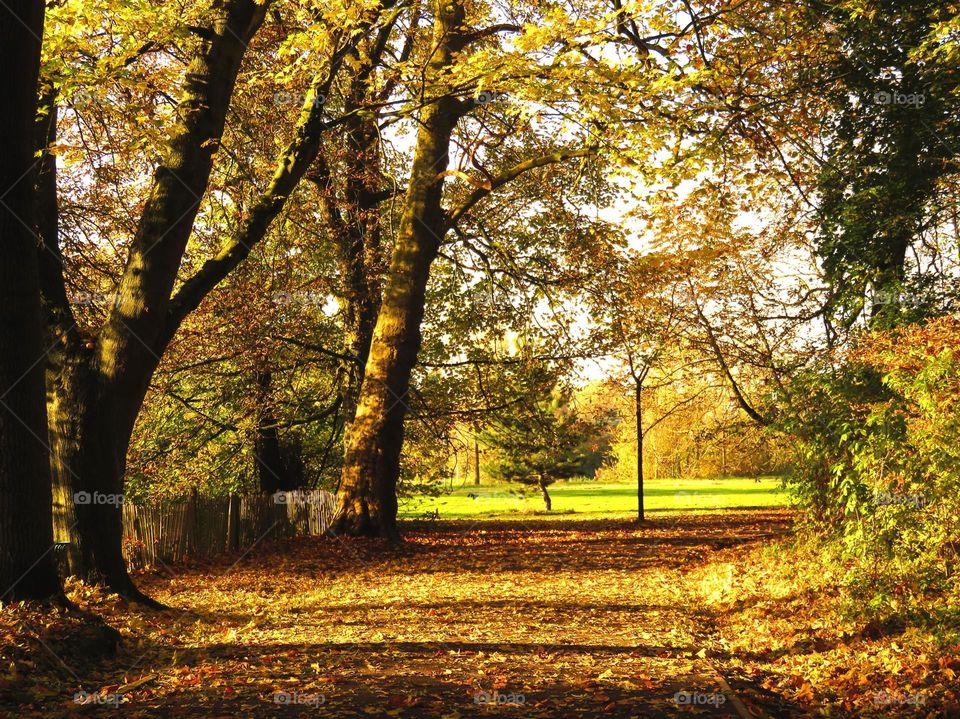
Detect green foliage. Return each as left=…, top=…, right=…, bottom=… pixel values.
left=481, top=388, right=607, bottom=488
left=813, top=0, right=960, bottom=324
left=777, top=317, right=960, bottom=617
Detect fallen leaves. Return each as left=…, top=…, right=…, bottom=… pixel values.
left=0, top=509, right=844, bottom=718
left=685, top=535, right=960, bottom=717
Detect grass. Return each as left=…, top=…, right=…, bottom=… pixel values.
left=398, top=476, right=788, bottom=520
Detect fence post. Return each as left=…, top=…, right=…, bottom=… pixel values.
left=188, top=488, right=199, bottom=558
left=226, top=492, right=240, bottom=552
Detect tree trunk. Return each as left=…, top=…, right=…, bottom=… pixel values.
left=37, top=0, right=270, bottom=603
left=474, top=437, right=481, bottom=486
left=333, top=0, right=467, bottom=539
left=68, top=367, right=163, bottom=604
left=339, top=89, right=386, bottom=425
left=539, top=479, right=552, bottom=512
left=0, top=0, right=62, bottom=601
left=36, top=81, right=85, bottom=577
left=636, top=378, right=644, bottom=521
left=254, top=370, right=286, bottom=493
left=312, top=107, right=384, bottom=436
left=34, top=79, right=154, bottom=599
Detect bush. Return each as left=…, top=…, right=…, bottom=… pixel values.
left=778, top=316, right=960, bottom=618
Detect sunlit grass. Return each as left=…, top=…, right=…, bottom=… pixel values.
left=398, top=476, right=788, bottom=519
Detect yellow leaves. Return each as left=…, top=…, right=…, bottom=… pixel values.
left=6, top=513, right=958, bottom=717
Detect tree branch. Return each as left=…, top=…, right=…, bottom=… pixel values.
left=444, top=147, right=596, bottom=230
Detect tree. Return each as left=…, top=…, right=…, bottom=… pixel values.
left=333, top=0, right=472, bottom=539
left=39, top=0, right=389, bottom=602
left=481, top=389, right=595, bottom=511
left=333, top=0, right=699, bottom=537
left=0, top=0, right=61, bottom=601
left=588, top=251, right=691, bottom=520
left=812, top=0, right=960, bottom=327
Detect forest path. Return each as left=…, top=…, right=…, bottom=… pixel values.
left=11, top=510, right=795, bottom=718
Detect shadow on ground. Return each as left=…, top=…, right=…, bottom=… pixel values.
left=6, top=509, right=822, bottom=718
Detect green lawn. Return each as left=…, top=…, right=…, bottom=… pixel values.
left=398, top=476, right=788, bottom=520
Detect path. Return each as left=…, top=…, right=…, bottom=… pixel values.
left=9, top=510, right=795, bottom=718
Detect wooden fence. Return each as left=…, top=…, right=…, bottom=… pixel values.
left=122, top=490, right=337, bottom=570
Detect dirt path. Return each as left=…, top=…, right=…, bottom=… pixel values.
left=7, top=509, right=795, bottom=718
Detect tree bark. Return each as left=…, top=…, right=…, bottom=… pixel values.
left=0, top=0, right=62, bottom=601
left=36, top=81, right=86, bottom=577
left=310, top=19, right=402, bottom=439
left=312, top=143, right=383, bottom=433
left=41, top=0, right=271, bottom=602
left=333, top=0, right=468, bottom=539
left=636, top=378, right=644, bottom=521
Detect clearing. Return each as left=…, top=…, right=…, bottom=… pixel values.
left=399, top=477, right=786, bottom=519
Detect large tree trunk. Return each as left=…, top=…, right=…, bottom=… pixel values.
left=39, top=0, right=270, bottom=601
left=333, top=0, right=467, bottom=539
left=0, top=0, right=62, bottom=601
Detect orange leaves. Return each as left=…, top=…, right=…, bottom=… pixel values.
left=8, top=510, right=953, bottom=717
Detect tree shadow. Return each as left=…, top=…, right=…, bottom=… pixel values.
left=39, top=639, right=811, bottom=718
